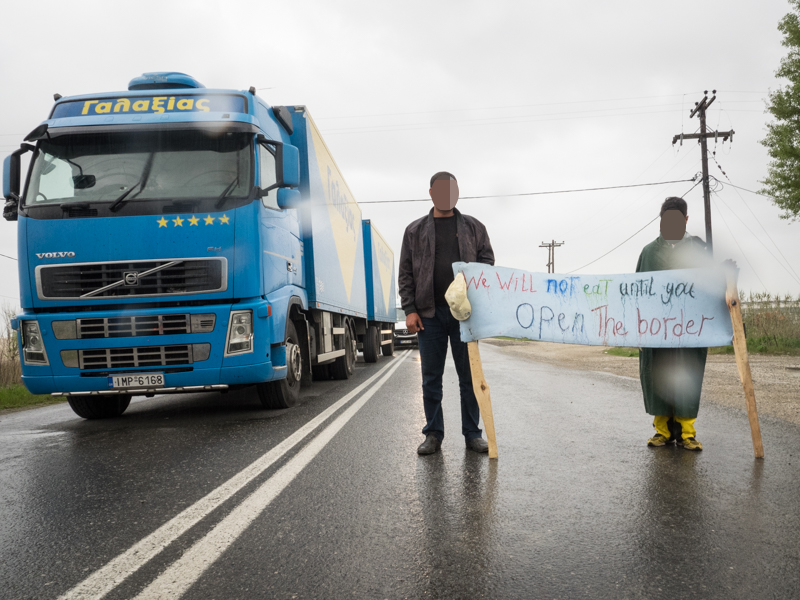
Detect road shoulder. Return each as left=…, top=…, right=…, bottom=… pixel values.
left=483, top=339, right=800, bottom=426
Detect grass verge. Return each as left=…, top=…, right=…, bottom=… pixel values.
left=603, top=338, right=800, bottom=358
left=604, top=347, right=639, bottom=357
left=0, top=384, right=65, bottom=411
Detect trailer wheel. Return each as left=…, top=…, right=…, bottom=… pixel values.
left=331, top=326, right=356, bottom=380
left=382, top=324, right=395, bottom=356
left=363, top=325, right=380, bottom=363
left=67, top=395, right=132, bottom=419
left=257, top=321, right=302, bottom=409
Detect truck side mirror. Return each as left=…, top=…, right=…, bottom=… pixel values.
left=3, top=147, right=32, bottom=222
left=257, top=136, right=299, bottom=191
left=277, top=188, right=301, bottom=209
left=3, top=143, right=35, bottom=200
left=278, top=144, right=300, bottom=188
left=3, top=154, right=18, bottom=199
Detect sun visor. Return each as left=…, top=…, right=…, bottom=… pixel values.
left=43, top=121, right=260, bottom=138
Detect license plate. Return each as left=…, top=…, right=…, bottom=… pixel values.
left=399, top=340, right=413, bottom=344
left=108, top=373, right=165, bottom=389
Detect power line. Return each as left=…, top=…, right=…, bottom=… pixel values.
left=314, top=91, right=757, bottom=121
left=723, top=181, right=800, bottom=282
left=566, top=215, right=659, bottom=274
left=560, top=147, right=701, bottom=239
left=567, top=179, right=703, bottom=274
left=711, top=196, right=767, bottom=291
left=711, top=191, right=800, bottom=286
left=359, top=178, right=696, bottom=204
left=0, top=253, right=17, bottom=261
left=322, top=109, right=700, bottom=136
left=715, top=180, right=774, bottom=199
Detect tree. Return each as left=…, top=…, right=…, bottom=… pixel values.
left=761, top=0, right=800, bottom=221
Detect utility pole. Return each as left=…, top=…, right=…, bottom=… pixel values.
left=539, top=240, right=564, bottom=273
left=672, top=90, right=734, bottom=253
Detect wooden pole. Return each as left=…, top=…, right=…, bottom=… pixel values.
left=467, top=341, right=498, bottom=459
left=725, top=272, right=764, bottom=458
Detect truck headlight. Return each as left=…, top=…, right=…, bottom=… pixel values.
left=22, top=320, right=49, bottom=365
left=225, top=310, right=253, bottom=355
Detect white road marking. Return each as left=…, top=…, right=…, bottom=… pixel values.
left=134, top=351, right=409, bottom=599
left=58, top=352, right=409, bottom=600
left=592, top=370, right=638, bottom=381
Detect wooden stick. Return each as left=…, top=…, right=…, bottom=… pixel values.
left=467, top=341, right=498, bottom=459
left=725, top=272, right=764, bottom=459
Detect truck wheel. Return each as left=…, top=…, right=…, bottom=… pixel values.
left=331, top=327, right=356, bottom=380
left=363, top=325, right=379, bottom=363
left=382, top=325, right=395, bottom=356
left=257, top=321, right=302, bottom=409
left=68, top=395, right=132, bottom=419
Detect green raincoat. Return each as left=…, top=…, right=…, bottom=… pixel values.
left=636, top=235, right=712, bottom=419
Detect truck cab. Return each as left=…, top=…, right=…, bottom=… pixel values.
left=2, top=72, right=394, bottom=419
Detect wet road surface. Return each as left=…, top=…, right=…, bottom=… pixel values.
left=1, top=344, right=798, bottom=599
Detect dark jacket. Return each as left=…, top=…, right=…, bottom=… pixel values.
left=398, top=207, right=495, bottom=318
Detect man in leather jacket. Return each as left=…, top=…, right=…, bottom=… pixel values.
left=398, top=171, right=495, bottom=455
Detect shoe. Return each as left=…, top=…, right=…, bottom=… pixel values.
left=677, top=437, right=703, bottom=451
left=647, top=433, right=675, bottom=447
left=417, top=434, right=442, bottom=455
left=466, top=437, right=489, bottom=453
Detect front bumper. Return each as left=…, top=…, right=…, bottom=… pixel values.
left=19, top=299, right=281, bottom=396
left=393, top=332, right=418, bottom=347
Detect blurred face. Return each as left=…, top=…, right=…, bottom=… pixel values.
left=429, top=178, right=459, bottom=211
left=660, top=209, right=688, bottom=241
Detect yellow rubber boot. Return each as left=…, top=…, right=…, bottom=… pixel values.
left=648, top=415, right=673, bottom=446
left=675, top=416, right=702, bottom=450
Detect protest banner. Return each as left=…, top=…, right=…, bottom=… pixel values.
left=455, top=263, right=733, bottom=347
left=453, top=262, right=763, bottom=459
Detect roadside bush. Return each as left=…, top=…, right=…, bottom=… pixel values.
left=1, top=303, right=22, bottom=387
left=740, top=291, right=800, bottom=354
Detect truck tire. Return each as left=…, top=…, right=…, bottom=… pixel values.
left=257, top=321, right=302, bottom=409
left=382, top=324, right=395, bottom=356
left=68, top=395, right=132, bottom=419
left=363, top=325, right=379, bottom=363
left=331, top=326, right=356, bottom=380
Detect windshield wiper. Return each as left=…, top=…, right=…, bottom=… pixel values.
left=215, top=177, right=240, bottom=209
left=109, top=152, right=155, bottom=213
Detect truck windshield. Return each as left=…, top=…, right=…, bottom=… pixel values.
left=25, top=129, right=252, bottom=206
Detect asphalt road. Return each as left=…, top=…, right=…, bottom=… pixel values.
left=1, top=344, right=799, bottom=600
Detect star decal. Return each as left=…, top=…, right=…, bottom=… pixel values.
left=219, top=214, right=230, bottom=225
left=204, top=215, right=215, bottom=225
left=172, top=216, right=184, bottom=227
left=157, top=217, right=168, bottom=228
left=188, top=215, right=200, bottom=226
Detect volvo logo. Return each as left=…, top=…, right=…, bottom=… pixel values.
left=123, top=272, right=140, bottom=287
left=36, top=252, right=76, bottom=259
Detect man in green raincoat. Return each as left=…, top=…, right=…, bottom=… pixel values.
left=636, top=197, right=713, bottom=451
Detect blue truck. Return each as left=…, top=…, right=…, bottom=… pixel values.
left=2, top=72, right=396, bottom=419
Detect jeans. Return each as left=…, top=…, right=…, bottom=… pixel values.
left=417, top=305, right=482, bottom=441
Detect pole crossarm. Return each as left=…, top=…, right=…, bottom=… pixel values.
left=672, top=130, right=734, bottom=145
left=539, top=240, right=564, bottom=273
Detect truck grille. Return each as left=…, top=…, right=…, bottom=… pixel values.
left=78, top=314, right=190, bottom=339
left=79, top=345, right=193, bottom=370
left=36, top=258, right=226, bottom=300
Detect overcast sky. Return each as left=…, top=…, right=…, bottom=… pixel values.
left=1, top=0, right=797, bottom=308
